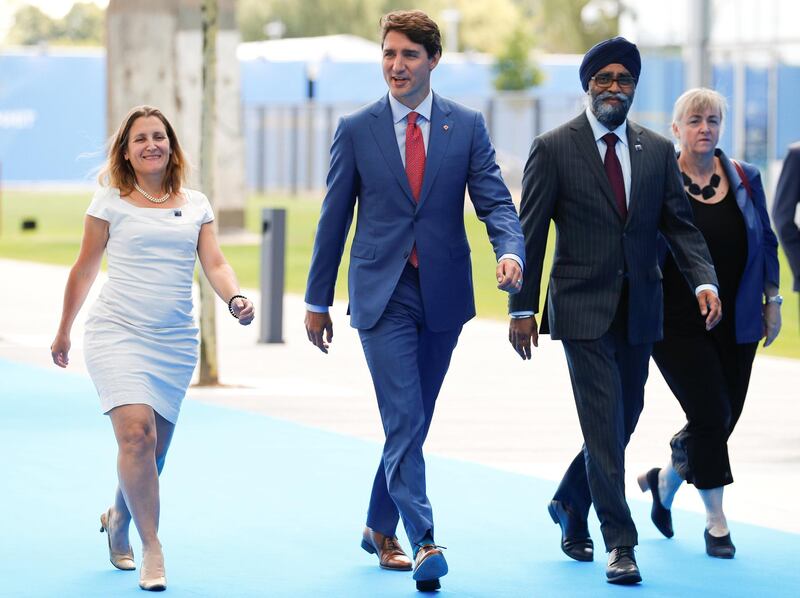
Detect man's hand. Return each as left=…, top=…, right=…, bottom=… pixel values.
left=508, top=316, right=538, bottom=360
left=763, top=302, right=782, bottom=347
left=696, top=289, right=722, bottom=330
left=497, top=258, right=523, bottom=294
left=305, top=310, right=333, bottom=354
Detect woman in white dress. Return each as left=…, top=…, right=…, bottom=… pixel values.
left=50, top=105, right=254, bottom=592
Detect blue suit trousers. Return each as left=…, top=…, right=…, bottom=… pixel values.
left=358, top=263, right=461, bottom=546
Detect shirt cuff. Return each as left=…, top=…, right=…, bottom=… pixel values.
left=694, top=284, right=718, bottom=296
left=509, top=311, right=535, bottom=318
left=499, top=253, right=524, bottom=272
left=305, top=303, right=329, bottom=313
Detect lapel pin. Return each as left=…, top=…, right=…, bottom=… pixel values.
left=634, top=143, right=643, bottom=152
left=443, top=124, right=449, bottom=131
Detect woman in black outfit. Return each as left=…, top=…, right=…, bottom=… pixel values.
left=637, top=88, right=782, bottom=558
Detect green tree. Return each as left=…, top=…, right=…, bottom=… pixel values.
left=58, top=2, right=105, bottom=44
left=6, top=2, right=104, bottom=46
left=517, top=0, right=620, bottom=53
left=443, top=0, right=521, bottom=55
left=237, top=0, right=417, bottom=43
left=6, top=5, right=57, bottom=45
left=493, top=26, right=542, bottom=91
left=236, top=0, right=524, bottom=55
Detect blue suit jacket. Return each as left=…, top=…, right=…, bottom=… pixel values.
left=305, top=93, right=525, bottom=332
left=773, top=143, right=800, bottom=291
left=660, top=150, right=780, bottom=343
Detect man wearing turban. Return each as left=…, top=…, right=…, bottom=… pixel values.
left=507, top=37, right=722, bottom=584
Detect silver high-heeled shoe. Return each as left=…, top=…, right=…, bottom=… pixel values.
left=99, top=508, right=136, bottom=571
left=139, top=547, right=167, bottom=591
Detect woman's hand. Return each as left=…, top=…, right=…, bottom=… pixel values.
left=51, top=332, right=71, bottom=368
left=231, top=297, right=255, bottom=325
left=762, top=302, right=781, bottom=347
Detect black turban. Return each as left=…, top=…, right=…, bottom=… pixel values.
left=579, top=37, right=641, bottom=92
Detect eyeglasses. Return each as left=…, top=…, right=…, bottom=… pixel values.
left=591, top=73, right=636, bottom=90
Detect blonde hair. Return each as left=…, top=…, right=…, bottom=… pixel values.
left=672, top=87, right=727, bottom=132
left=97, top=105, right=188, bottom=195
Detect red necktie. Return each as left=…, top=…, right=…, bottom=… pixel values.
left=602, top=133, right=627, bottom=219
left=405, top=111, right=425, bottom=267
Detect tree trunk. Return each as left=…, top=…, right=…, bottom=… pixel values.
left=198, top=0, right=219, bottom=386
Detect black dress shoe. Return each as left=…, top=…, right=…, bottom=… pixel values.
left=637, top=468, right=674, bottom=538
left=704, top=529, right=735, bottom=559
left=606, top=546, right=642, bottom=585
left=548, top=500, right=593, bottom=562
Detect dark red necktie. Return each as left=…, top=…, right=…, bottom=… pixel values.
left=405, top=111, right=425, bottom=267
left=602, top=133, right=627, bottom=219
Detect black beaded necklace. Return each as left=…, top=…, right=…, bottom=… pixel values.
left=681, top=170, right=721, bottom=200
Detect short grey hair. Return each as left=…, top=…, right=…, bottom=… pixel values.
left=672, top=87, right=728, bottom=128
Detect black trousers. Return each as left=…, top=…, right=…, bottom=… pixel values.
left=554, top=286, right=651, bottom=551
left=652, top=328, right=757, bottom=490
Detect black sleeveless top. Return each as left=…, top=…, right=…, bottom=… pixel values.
left=662, top=188, right=748, bottom=338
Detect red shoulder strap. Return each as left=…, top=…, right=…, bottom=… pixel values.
left=731, top=159, right=752, bottom=199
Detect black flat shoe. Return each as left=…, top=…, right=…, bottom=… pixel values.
left=637, top=468, right=674, bottom=538
left=606, top=546, right=642, bottom=585
left=704, top=529, right=735, bottom=559
left=548, top=500, right=593, bottom=562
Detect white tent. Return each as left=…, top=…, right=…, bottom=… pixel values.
left=238, top=34, right=382, bottom=63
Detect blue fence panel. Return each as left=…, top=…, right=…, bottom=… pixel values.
left=744, top=66, right=769, bottom=169
left=712, top=64, right=735, bottom=155
left=240, top=59, right=308, bottom=103
left=633, top=54, right=684, bottom=137
left=777, top=63, right=800, bottom=158
left=2, top=49, right=799, bottom=186
left=0, top=51, right=105, bottom=183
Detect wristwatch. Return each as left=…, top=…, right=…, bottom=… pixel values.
left=766, top=294, right=783, bottom=305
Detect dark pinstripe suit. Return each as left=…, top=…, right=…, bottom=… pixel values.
left=510, top=112, right=717, bottom=550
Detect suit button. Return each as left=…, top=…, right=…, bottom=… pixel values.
left=617, top=269, right=624, bottom=276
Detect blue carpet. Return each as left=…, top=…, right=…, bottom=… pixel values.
left=0, top=358, right=797, bottom=597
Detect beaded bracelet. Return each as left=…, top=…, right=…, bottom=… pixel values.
left=227, top=294, right=248, bottom=318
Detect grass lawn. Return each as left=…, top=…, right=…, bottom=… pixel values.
left=1, top=189, right=798, bottom=359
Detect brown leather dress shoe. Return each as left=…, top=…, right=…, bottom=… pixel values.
left=361, top=527, right=412, bottom=571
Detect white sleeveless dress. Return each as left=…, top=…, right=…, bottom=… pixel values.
left=83, top=186, right=214, bottom=423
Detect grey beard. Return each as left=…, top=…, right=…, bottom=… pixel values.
left=591, top=91, right=632, bottom=129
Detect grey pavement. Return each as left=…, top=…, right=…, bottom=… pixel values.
left=1, top=258, right=797, bottom=534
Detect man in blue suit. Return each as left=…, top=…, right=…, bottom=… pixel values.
left=304, top=10, right=525, bottom=592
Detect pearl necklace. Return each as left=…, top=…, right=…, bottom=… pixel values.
left=133, top=181, right=170, bottom=204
